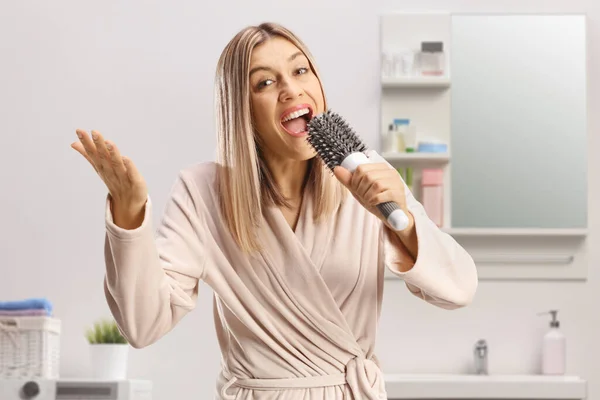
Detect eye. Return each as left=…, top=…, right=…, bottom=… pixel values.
left=296, top=67, right=309, bottom=75
left=257, top=78, right=274, bottom=89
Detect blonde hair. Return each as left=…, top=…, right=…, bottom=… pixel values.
left=214, top=22, right=344, bottom=253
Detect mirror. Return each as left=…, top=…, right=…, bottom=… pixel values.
left=450, top=14, right=587, bottom=229
left=379, top=13, right=587, bottom=231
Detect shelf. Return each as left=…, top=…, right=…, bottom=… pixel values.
left=469, top=254, right=575, bottom=265
left=442, top=228, right=588, bottom=237
left=382, top=76, right=451, bottom=88
left=382, top=152, right=449, bottom=167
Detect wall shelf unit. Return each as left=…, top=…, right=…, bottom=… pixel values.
left=379, top=12, right=588, bottom=281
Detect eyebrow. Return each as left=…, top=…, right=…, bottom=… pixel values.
left=249, top=51, right=305, bottom=77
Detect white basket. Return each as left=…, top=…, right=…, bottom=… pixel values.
left=0, top=316, right=61, bottom=379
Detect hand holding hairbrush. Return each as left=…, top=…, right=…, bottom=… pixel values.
left=306, top=110, right=411, bottom=231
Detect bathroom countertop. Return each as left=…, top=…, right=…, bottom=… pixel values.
left=384, top=373, right=587, bottom=399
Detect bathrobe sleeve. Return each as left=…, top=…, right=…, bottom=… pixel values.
left=378, top=165, right=478, bottom=310
left=102, top=170, right=207, bottom=348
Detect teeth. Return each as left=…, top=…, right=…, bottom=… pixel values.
left=282, top=108, right=309, bottom=122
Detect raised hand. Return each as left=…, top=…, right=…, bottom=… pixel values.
left=71, top=129, right=148, bottom=229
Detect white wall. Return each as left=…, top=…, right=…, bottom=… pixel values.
left=1, top=0, right=597, bottom=399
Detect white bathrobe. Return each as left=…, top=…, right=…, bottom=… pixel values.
left=102, top=157, right=477, bottom=400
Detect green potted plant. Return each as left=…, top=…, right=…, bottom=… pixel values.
left=85, top=318, right=129, bottom=380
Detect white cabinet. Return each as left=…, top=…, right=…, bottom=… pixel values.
left=0, top=379, right=152, bottom=400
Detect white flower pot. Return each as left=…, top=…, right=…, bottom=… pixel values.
left=89, top=344, right=129, bottom=380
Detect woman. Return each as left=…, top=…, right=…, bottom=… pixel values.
left=71, top=22, right=477, bottom=400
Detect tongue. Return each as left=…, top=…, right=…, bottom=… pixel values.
left=282, top=117, right=307, bottom=134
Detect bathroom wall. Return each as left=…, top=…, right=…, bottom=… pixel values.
left=0, top=0, right=597, bottom=399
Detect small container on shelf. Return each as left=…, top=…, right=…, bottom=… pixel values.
left=381, top=51, right=393, bottom=78
left=382, top=48, right=417, bottom=78
left=421, top=168, right=444, bottom=227
left=400, top=122, right=417, bottom=153
left=418, top=41, right=445, bottom=76
left=417, top=140, right=448, bottom=154
left=382, top=123, right=398, bottom=153
left=393, top=118, right=410, bottom=152
left=398, top=49, right=416, bottom=77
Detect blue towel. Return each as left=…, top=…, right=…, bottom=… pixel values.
left=0, top=298, right=53, bottom=314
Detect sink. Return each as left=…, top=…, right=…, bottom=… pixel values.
left=383, top=373, right=586, bottom=399
left=385, top=373, right=584, bottom=381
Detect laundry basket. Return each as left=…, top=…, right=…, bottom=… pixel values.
left=0, top=316, right=61, bottom=379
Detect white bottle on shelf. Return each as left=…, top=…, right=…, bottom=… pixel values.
left=393, top=119, right=410, bottom=152
left=382, top=124, right=398, bottom=153
left=539, top=310, right=566, bottom=375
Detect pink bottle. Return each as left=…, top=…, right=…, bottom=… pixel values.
left=421, top=169, right=444, bottom=227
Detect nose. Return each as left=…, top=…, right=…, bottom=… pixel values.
left=278, top=77, right=303, bottom=102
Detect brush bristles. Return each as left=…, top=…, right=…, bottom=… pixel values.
left=306, top=110, right=369, bottom=172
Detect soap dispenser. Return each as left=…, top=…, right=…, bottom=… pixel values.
left=538, top=310, right=566, bottom=375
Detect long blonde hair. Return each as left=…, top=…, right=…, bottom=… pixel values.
left=214, top=22, right=344, bottom=253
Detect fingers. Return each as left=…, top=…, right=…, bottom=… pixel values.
left=333, top=166, right=352, bottom=187
left=344, top=163, right=406, bottom=208
left=350, top=163, right=389, bottom=189
left=71, top=141, right=99, bottom=173
left=354, top=170, right=389, bottom=198
left=104, top=139, right=128, bottom=179
left=90, top=130, right=112, bottom=173
left=122, top=156, right=140, bottom=183
left=75, top=129, right=98, bottom=165
left=365, top=189, right=403, bottom=207
left=72, top=129, right=129, bottom=184
left=351, top=164, right=396, bottom=198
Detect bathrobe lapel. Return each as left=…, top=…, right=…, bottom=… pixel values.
left=287, top=188, right=331, bottom=272
left=258, top=192, right=361, bottom=353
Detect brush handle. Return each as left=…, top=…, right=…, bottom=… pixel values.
left=341, top=152, right=410, bottom=231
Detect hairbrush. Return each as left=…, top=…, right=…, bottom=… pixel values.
left=306, top=110, right=410, bottom=231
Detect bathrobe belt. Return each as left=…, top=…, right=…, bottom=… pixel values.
left=221, top=355, right=385, bottom=400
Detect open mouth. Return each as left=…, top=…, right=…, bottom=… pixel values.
left=280, top=105, right=313, bottom=137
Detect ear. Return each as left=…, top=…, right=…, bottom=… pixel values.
left=333, top=166, right=352, bottom=188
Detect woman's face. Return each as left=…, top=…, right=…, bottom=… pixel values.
left=249, top=37, right=325, bottom=162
